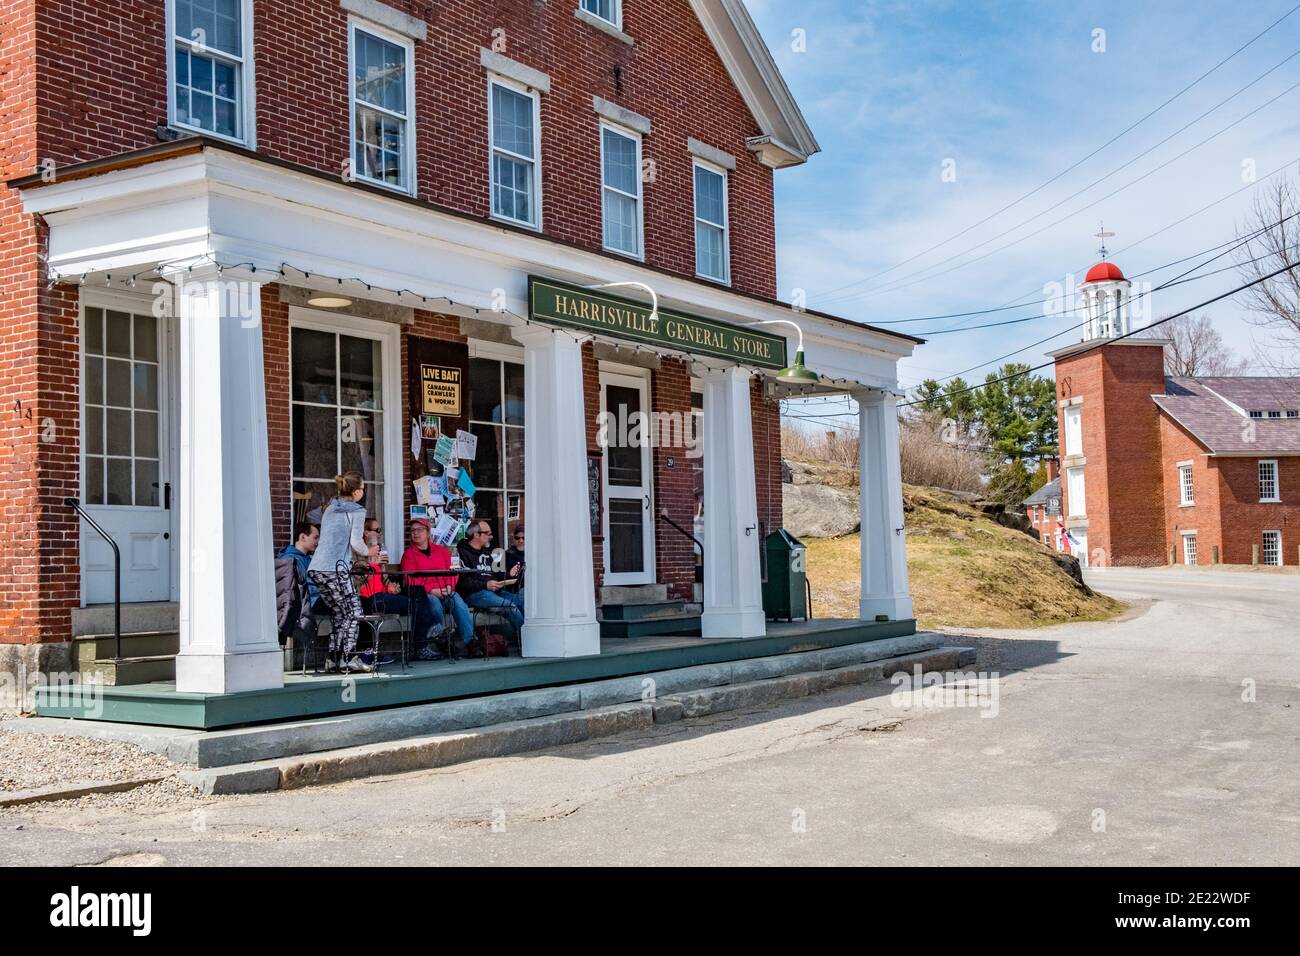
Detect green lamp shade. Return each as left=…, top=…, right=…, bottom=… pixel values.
left=775, top=349, right=819, bottom=384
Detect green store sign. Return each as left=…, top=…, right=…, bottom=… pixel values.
left=528, top=276, right=787, bottom=369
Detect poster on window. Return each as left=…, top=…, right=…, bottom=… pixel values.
left=407, top=337, right=469, bottom=479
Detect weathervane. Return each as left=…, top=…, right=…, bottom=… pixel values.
left=1094, top=222, right=1116, bottom=260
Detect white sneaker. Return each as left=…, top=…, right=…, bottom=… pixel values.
left=342, top=655, right=373, bottom=673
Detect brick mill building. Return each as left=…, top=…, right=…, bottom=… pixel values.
left=1044, top=258, right=1299, bottom=568
left=0, top=0, right=923, bottom=712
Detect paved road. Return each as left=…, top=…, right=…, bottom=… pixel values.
left=3, top=567, right=1297, bottom=866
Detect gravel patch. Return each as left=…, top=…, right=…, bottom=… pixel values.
left=0, top=726, right=181, bottom=793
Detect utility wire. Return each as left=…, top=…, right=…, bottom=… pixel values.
left=814, top=4, right=1300, bottom=303
left=899, top=258, right=1300, bottom=407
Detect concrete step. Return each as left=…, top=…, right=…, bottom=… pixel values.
left=74, top=630, right=179, bottom=665
left=598, top=600, right=686, bottom=621
left=600, top=584, right=668, bottom=605
left=79, top=655, right=176, bottom=686
left=71, top=601, right=178, bottom=637
left=600, top=612, right=702, bottom=639
left=178, top=640, right=976, bottom=794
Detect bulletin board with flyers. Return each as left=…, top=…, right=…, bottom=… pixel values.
left=406, top=337, right=478, bottom=546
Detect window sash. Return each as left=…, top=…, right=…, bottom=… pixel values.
left=601, top=127, right=641, bottom=256
left=1259, top=460, right=1278, bottom=501
left=1262, top=531, right=1281, bottom=565
left=489, top=82, right=539, bottom=226
left=581, top=0, right=620, bottom=26
left=1179, top=465, right=1194, bottom=505
left=1063, top=406, right=1082, bottom=456
left=351, top=25, right=412, bottom=191
left=170, top=1, right=248, bottom=143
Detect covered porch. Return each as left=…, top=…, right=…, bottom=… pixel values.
left=19, top=139, right=918, bottom=721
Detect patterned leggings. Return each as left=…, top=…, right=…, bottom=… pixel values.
left=309, top=569, right=362, bottom=658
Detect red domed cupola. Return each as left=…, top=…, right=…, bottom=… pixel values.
left=1083, top=261, right=1125, bottom=283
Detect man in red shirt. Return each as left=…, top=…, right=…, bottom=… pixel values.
left=401, top=518, right=475, bottom=656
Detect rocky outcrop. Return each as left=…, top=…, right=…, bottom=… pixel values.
left=782, top=483, right=860, bottom=539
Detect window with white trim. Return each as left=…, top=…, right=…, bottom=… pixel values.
left=489, top=79, right=540, bottom=227
left=169, top=0, right=251, bottom=142
left=1066, top=466, right=1086, bottom=517
left=1259, top=459, right=1279, bottom=502
left=467, top=355, right=526, bottom=542
left=1182, top=533, right=1198, bottom=566
left=1178, top=464, right=1194, bottom=506
left=350, top=23, right=414, bottom=192
left=581, top=0, right=621, bottom=27
left=1063, top=404, right=1082, bottom=457
left=1262, top=530, right=1281, bottom=566
left=601, top=125, right=642, bottom=257
left=693, top=161, right=729, bottom=282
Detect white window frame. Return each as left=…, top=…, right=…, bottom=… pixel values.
left=692, top=159, right=730, bottom=284
left=1181, top=531, right=1198, bottom=566
left=488, top=75, right=543, bottom=230
left=287, top=308, right=403, bottom=561
left=1178, top=462, right=1194, bottom=506
left=1258, top=459, right=1280, bottom=503
left=1063, top=404, right=1082, bottom=457
left=580, top=0, right=622, bottom=29
left=1066, top=466, right=1086, bottom=517
left=600, top=122, right=644, bottom=259
left=347, top=19, right=417, bottom=195
left=1262, top=530, right=1282, bottom=566
left=166, top=0, right=256, bottom=146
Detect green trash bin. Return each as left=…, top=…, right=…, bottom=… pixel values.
left=762, top=529, right=808, bottom=621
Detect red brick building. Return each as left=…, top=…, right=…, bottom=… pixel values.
left=1047, top=261, right=1300, bottom=568
left=1, top=0, right=920, bottom=694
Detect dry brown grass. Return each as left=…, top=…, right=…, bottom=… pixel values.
left=804, top=485, right=1125, bottom=630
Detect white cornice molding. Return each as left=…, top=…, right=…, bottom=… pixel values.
left=23, top=150, right=912, bottom=380
left=687, top=0, right=820, bottom=164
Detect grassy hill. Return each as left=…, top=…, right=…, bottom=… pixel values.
left=803, top=484, right=1125, bottom=630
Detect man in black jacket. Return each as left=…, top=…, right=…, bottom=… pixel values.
left=456, top=521, right=524, bottom=641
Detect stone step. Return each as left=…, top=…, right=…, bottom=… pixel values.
left=600, top=584, right=668, bottom=605
left=74, top=630, right=179, bottom=664
left=79, top=655, right=176, bottom=686
left=598, top=600, right=686, bottom=621
left=600, top=611, right=703, bottom=640
left=71, top=601, right=178, bottom=637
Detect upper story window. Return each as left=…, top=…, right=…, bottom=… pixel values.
left=1178, top=464, right=1194, bottom=506
left=1066, top=466, right=1086, bottom=517
left=601, top=125, right=642, bottom=258
left=1063, top=404, right=1082, bottom=457
left=581, top=0, right=622, bottom=27
left=693, top=162, right=729, bottom=283
left=350, top=23, right=414, bottom=193
left=169, top=0, right=252, bottom=143
left=490, top=79, right=541, bottom=228
left=1248, top=410, right=1264, bottom=419
left=1259, top=459, right=1279, bottom=502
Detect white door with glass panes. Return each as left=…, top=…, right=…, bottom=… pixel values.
left=80, top=301, right=177, bottom=605
left=467, top=351, right=527, bottom=542
left=601, top=370, right=655, bottom=585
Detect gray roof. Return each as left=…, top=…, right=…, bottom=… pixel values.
left=1152, top=376, right=1300, bottom=455
left=1023, top=477, right=1060, bottom=506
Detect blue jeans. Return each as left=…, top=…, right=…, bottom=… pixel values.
left=465, top=588, right=524, bottom=641
left=438, top=591, right=476, bottom=648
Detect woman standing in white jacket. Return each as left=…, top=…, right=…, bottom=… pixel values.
left=307, top=471, right=378, bottom=672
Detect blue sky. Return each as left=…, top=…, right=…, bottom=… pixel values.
left=744, top=0, right=1300, bottom=392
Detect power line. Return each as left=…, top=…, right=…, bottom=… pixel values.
left=899, top=257, right=1300, bottom=408
left=814, top=5, right=1300, bottom=303
left=825, top=73, right=1300, bottom=305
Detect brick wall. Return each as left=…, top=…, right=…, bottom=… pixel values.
left=1214, top=456, right=1299, bottom=565
left=751, top=376, right=782, bottom=535
left=1157, top=414, right=1221, bottom=565
left=1056, top=343, right=1167, bottom=566
left=650, top=357, right=694, bottom=601
left=29, top=0, right=779, bottom=298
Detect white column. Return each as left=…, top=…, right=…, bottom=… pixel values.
left=516, top=327, right=600, bottom=657
left=857, top=389, right=914, bottom=621
left=171, top=269, right=284, bottom=693
left=700, top=367, right=765, bottom=639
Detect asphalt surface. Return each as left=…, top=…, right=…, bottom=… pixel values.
left=2, top=567, right=1296, bottom=866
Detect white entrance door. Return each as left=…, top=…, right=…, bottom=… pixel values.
left=80, top=300, right=177, bottom=605
left=601, top=369, right=655, bottom=585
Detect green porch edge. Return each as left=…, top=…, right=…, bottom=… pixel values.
left=35, top=619, right=916, bottom=730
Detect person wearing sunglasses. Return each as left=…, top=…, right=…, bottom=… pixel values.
left=456, top=520, right=524, bottom=647
left=505, top=522, right=526, bottom=606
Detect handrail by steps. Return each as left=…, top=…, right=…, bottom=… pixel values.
left=64, top=497, right=121, bottom=661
